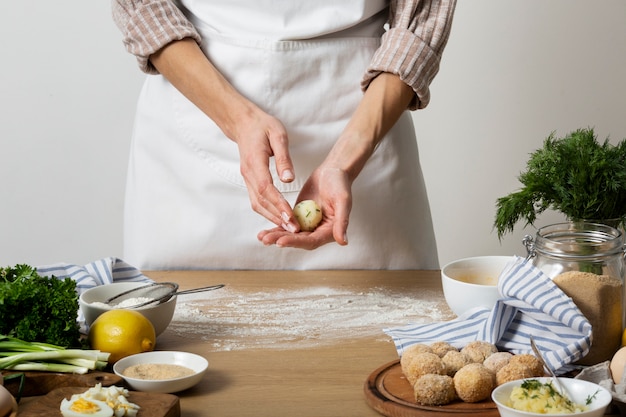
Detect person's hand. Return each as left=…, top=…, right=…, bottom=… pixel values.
left=149, top=39, right=301, bottom=232
left=257, top=165, right=351, bottom=249
left=150, top=39, right=412, bottom=241
left=257, top=73, right=415, bottom=250
left=232, top=110, right=301, bottom=232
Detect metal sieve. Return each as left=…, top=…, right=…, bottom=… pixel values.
left=105, top=282, right=224, bottom=308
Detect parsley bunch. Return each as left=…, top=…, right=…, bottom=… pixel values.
left=0, top=264, right=82, bottom=348
left=494, top=128, right=626, bottom=238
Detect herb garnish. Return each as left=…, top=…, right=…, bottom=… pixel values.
left=586, top=389, right=599, bottom=405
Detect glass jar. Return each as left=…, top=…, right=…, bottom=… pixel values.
left=523, top=222, right=626, bottom=365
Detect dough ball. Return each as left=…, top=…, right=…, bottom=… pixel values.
left=442, top=350, right=472, bottom=376
left=293, top=200, right=322, bottom=231
left=413, top=374, right=457, bottom=406
left=453, top=363, right=495, bottom=403
left=430, top=341, right=458, bottom=358
left=402, top=352, right=446, bottom=386
left=508, top=353, right=544, bottom=376
left=400, top=344, right=433, bottom=372
left=461, top=341, right=498, bottom=363
left=483, top=351, right=513, bottom=374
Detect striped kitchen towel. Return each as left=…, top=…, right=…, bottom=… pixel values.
left=384, top=256, right=592, bottom=373
left=37, top=257, right=153, bottom=332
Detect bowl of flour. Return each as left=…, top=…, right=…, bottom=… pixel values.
left=80, top=282, right=176, bottom=336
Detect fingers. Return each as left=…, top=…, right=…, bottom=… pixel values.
left=244, top=173, right=298, bottom=233
left=257, top=165, right=353, bottom=250
left=258, top=224, right=336, bottom=250
left=257, top=208, right=349, bottom=249
left=236, top=118, right=299, bottom=232
left=235, top=110, right=352, bottom=249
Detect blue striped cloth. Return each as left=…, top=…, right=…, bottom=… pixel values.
left=36, top=257, right=153, bottom=332
left=384, top=256, right=592, bottom=373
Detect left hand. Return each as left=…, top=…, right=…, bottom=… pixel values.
left=258, top=73, right=415, bottom=250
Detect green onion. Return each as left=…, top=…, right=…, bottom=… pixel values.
left=0, top=335, right=110, bottom=374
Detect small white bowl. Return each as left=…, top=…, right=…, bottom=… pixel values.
left=441, top=256, right=512, bottom=316
left=113, top=351, right=208, bottom=393
left=79, top=282, right=176, bottom=336
left=492, top=377, right=611, bottom=417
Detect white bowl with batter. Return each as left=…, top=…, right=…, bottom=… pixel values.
left=441, top=256, right=513, bottom=316
left=113, top=351, right=208, bottom=393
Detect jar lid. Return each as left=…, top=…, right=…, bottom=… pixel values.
left=525, top=221, right=625, bottom=260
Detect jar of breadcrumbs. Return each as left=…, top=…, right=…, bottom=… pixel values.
left=524, top=222, right=626, bottom=365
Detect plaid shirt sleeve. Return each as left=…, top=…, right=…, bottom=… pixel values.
left=111, top=0, right=202, bottom=74
left=362, top=0, right=457, bottom=110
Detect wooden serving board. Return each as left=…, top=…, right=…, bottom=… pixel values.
left=2, top=371, right=123, bottom=398
left=16, top=386, right=180, bottom=417
left=364, top=360, right=499, bottom=417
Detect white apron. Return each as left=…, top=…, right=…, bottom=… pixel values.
left=124, top=0, right=439, bottom=270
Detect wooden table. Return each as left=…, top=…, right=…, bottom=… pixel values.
left=13, top=270, right=625, bottom=417
left=146, top=270, right=452, bottom=417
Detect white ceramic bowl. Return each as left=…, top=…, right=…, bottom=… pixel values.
left=441, top=256, right=513, bottom=316
left=79, top=282, right=176, bottom=336
left=492, top=377, right=611, bottom=417
left=113, top=351, right=208, bottom=393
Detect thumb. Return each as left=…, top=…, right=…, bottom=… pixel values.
left=268, top=130, right=295, bottom=183
left=332, top=203, right=350, bottom=246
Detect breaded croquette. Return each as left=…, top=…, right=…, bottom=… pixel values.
left=453, top=363, right=495, bottom=403
left=400, top=343, right=434, bottom=373
left=402, top=352, right=446, bottom=386
left=429, top=341, right=458, bottom=358
left=460, top=340, right=498, bottom=363
left=441, top=350, right=472, bottom=376
left=413, top=374, right=457, bottom=405
left=483, top=351, right=513, bottom=374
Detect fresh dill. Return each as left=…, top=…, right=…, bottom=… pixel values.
left=586, top=389, right=599, bottom=405
left=494, top=128, right=626, bottom=239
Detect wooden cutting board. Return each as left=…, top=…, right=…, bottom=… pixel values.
left=2, top=371, right=123, bottom=398
left=16, top=386, right=180, bottom=417
left=364, top=360, right=499, bottom=417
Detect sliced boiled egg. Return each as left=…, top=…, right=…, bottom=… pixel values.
left=60, top=396, right=114, bottom=417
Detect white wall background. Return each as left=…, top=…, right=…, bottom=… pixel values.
left=1, top=1, right=625, bottom=268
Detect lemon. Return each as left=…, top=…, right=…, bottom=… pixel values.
left=88, top=309, right=156, bottom=363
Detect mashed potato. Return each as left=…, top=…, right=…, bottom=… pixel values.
left=508, top=379, right=588, bottom=414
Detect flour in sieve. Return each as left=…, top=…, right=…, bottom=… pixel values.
left=169, top=286, right=453, bottom=351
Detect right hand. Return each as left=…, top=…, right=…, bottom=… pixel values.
left=150, top=39, right=300, bottom=232
left=231, top=108, right=300, bottom=232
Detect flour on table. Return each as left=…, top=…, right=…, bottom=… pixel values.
left=169, top=286, right=453, bottom=351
